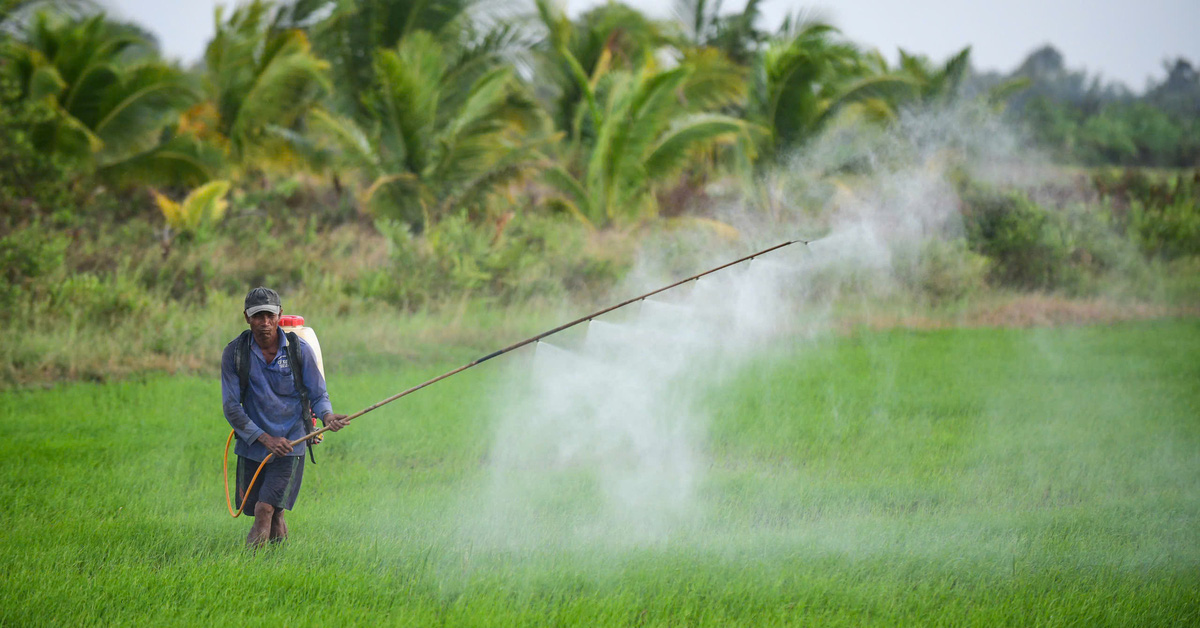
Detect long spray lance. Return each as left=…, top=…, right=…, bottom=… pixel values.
left=225, top=238, right=811, bottom=516
left=291, top=237, right=811, bottom=446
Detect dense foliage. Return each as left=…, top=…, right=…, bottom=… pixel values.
left=0, top=0, right=1197, bottom=385
left=981, top=47, right=1200, bottom=167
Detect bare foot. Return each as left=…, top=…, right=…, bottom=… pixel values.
left=269, top=508, right=288, bottom=543
left=247, top=502, right=274, bottom=549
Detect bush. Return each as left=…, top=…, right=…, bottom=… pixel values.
left=898, top=238, right=991, bottom=303
left=1128, top=195, right=1200, bottom=259
left=1093, top=168, right=1200, bottom=260
left=50, top=271, right=152, bottom=324
left=0, top=223, right=68, bottom=309
left=0, top=81, right=85, bottom=231
left=960, top=186, right=1074, bottom=290
left=353, top=212, right=625, bottom=310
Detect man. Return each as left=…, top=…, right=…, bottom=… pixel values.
left=222, top=287, right=349, bottom=547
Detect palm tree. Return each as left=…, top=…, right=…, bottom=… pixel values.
left=890, top=47, right=1027, bottom=113
left=200, top=0, right=330, bottom=172
left=529, top=0, right=753, bottom=228
left=542, top=62, right=752, bottom=228
left=312, top=29, right=552, bottom=231
left=1, top=10, right=216, bottom=186
left=748, top=20, right=913, bottom=162
left=0, top=0, right=95, bottom=34
left=672, top=0, right=765, bottom=65
left=287, top=0, right=481, bottom=122
left=533, top=0, right=675, bottom=145
left=895, top=47, right=972, bottom=104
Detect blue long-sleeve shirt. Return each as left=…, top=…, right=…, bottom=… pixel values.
left=221, top=329, right=334, bottom=461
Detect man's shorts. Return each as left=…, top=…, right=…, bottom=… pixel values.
left=236, top=454, right=304, bottom=513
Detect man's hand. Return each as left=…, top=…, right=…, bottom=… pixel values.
left=323, top=413, right=350, bottom=432
left=257, top=433, right=293, bottom=457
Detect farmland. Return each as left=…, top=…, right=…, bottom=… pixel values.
left=2, top=320, right=1197, bottom=626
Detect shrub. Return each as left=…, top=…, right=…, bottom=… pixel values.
left=0, top=223, right=67, bottom=309
left=1, top=221, right=155, bottom=336
left=0, top=80, right=84, bottom=231
left=960, top=185, right=1074, bottom=290
left=1094, top=168, right=1200, bottom=260
left=354, top=212, right=626, bottom=310
left=899, top=238, right=991, bottom=303
left=50, top=271, right=152, bottom=324
left=1128, top=195, right=1200, bottom=259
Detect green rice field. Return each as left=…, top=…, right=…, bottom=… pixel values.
left=2, top=320, right=1198, bottom=626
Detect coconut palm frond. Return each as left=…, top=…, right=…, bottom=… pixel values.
left=98, top=133, right=224, bottom=189
left=644, top=113, right=745, bottom=179
left=205, top=0, right=330, bottom=168
left=307, top=107, right=379, bottom=173
left=2, top=10, right=210, bottom=185
left=93, top=63, right=200, bottom=159
left=542, top=165, right=595, bottom=228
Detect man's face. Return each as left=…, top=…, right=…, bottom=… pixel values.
left=245, top=310, right=280, bottom=346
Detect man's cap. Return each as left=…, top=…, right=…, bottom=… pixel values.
left=244, top=286, right=282, bottom=316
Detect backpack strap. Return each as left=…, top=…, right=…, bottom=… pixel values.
left=232, top=330, right=252, bottom=405
left=285, top=331, right=318, bottom=465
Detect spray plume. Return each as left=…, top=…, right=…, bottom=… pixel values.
left=468, top=102, right=1040, bottom=550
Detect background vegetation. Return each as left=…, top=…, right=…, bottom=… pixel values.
left=1, top=0, right=1198, bottom=387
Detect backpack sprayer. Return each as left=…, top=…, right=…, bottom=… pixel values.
left=224, top=238, right=811, bottom=517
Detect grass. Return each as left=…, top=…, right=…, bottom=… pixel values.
left=1, top=319, right=1198, bottom=625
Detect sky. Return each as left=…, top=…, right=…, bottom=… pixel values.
left=103, top=0, right=1200, bottom=90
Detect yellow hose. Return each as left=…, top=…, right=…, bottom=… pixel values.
left=223, top=429, right=273, bottom=518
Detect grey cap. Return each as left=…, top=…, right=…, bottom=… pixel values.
left=244, top=286, right=282, bottom=316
